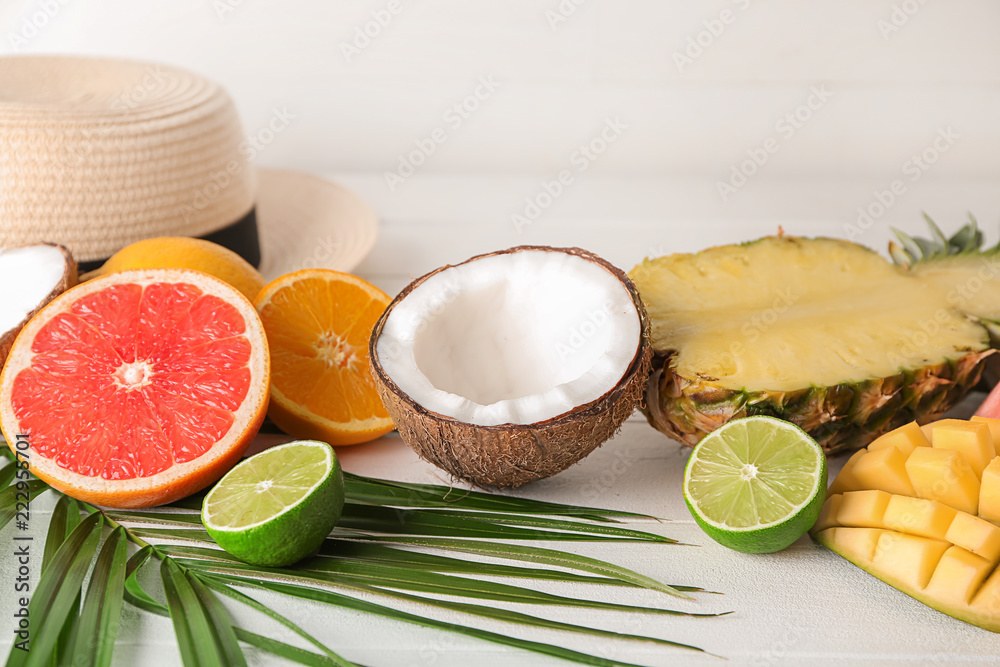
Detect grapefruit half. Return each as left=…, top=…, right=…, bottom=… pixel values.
left=0, top=268, right=269, bottom=508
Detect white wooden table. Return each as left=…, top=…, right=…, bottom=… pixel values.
left=4, top=173, right=1000, bottom=665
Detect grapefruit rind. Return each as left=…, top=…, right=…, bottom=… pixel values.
left=0, top=268, right=269, bottom=508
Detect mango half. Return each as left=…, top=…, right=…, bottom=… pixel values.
left=812, top=417, right=1000, bottom=631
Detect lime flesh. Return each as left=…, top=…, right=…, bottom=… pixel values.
left=683, top=416, right=827, bottom=554
left=202, top=440, right=345, bottom=567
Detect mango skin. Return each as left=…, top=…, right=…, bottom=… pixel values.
left=815, top=524, right=1000, bottom=633
left=814, top=416, right=1000, bottom=634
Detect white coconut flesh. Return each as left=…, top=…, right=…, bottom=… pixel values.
left=376, top=250, right=642, bottom=426
left=0, top=244, right=69, bottom=336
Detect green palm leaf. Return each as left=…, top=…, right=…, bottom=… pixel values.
left=41, top=495, right=81, bottom=573
left=178, top=556, right=712, bottom=617
left=197, top=574, right=359, bottom=667
left=117, top=522, right=692, bottom=600
left=202, top=573, right=661, bottom=667
left=161, top=558, right=238, bottom=667
left=4, top=464, right=719, bottom=666
left=343, top=535, right=690, bottom=599
left=5, top=512, right=102, bottom=667
left=69, top=527, right=127, bottom=667
left=231, top=630, right=355, bottom=667
left=0, top=479, right=47, bottom=532
left=124, top=545, right=361, bottom=667
left=340, top=472, right=652, bottom=520
left=199, top=569, right=713, bottom=656
left=130, top=527, right=215, bottom=543
left=382, top=507, right=674, bottom=541
left=0, top=461, right=15, bottom=492
left=336, top=504, right=673, bottom=542
left=40, top=497, right=87, bottom=667
left=187, top=573, right=248, bottom=667
left=111, top=504, right=669, bottom=542
left=164, top=542, right=710, bottom=596
left=123, top=547, right=167, bottom=616
left=166, top=542, right=630, bottom=586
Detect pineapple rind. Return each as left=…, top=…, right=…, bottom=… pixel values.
left=632, top=235, right=988, bottom=392
left=634, top=227, right=999, bottom=455
left=645, top=350, right=992, bottom=454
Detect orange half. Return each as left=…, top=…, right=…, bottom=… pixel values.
left=254, top=269, right=394, bottom=445
left=0, top=269, right=270, bottom=508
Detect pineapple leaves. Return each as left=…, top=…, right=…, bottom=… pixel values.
left=922, top=213, right=949, bottom=252
left=891, top=212, right=992, bottom=267
left=4, top=471, right=719, bottom=667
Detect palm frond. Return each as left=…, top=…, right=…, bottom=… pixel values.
left=5, top=513, right=102, bottom=667
left=4, top=469, right=724, bottom=667
left=69, top=527, right=127, bottom=667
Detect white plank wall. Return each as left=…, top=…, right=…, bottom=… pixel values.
left=1, top=0, right=997, bottom=180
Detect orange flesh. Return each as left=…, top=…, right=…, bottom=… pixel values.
left=258, top=275, right=389, bottom=426
left=10, top=282, right=251, bottom=480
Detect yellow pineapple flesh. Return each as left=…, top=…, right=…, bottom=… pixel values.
left=630, top=234, right=993, bottom=454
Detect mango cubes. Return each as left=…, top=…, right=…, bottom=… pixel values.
left=813, top=417, right=1000, bottom=633
left=905, top=447, right=979, bottom=515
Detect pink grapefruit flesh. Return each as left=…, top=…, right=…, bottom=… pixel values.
left=0, top=269, right=269, bottom=508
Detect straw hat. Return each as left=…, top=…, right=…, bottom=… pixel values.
left=0, top=55, right=377, bottom=279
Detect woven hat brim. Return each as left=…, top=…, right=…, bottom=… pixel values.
left=255, top=168, right=378, bottom=281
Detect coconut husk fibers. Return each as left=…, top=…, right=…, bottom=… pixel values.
left=369, top=246, right=652, bottom=488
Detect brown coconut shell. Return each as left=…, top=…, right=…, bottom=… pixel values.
left=0, top=243, right=77, bottom=369
left=369, top=246, right=652, bottom=488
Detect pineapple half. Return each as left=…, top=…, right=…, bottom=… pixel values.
left=629, top=218, right=1000, bottom=455
left=890, top=216, right=1000, bottom=342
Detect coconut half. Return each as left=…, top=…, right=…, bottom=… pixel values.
left=370, top=246, right=651, bottom=487
left=0, top=244, right=77, bottom=369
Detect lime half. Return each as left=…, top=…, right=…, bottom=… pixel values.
left=202, top=440, right=345, bottom=567
left=682, top=416, right=827, bottom=554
